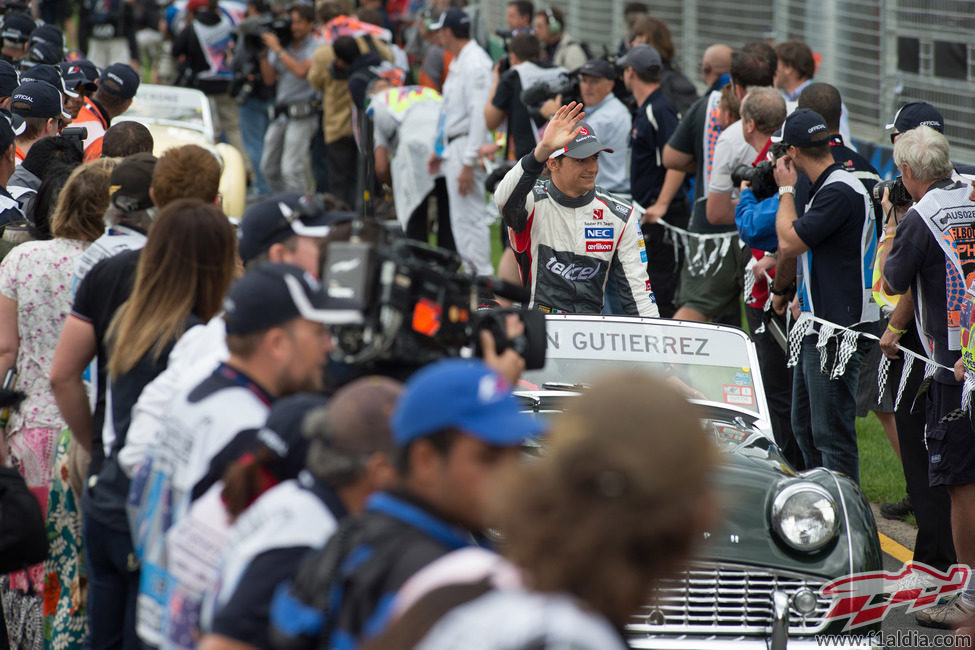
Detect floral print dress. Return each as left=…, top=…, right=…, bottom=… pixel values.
left=0, top=238, right=90, bottom=650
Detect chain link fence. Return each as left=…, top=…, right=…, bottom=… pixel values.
left=477, top=0, right=975, bottom=164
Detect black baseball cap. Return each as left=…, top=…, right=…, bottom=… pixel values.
left=10, top=81, right=70, bottom=119
left=20, top=63, right=76, bottom=97
left=618, top=44, right=662, bottom=76
left=110, top=152, right=157, bottom=213
left=0, top=60, right=18, bottom=97
left=428, top=7, right=470, bottom=33
left=577, top=58, right=615, bottom=80
left=98, top=63, right=140, bottom=99
left=238, top=193, right=353, bottom=264
left=0, top=108, right=24, bottom=151
left=1, top=13, right=34, bottom=42
left=885, top=101, right=945, bottom=134
left=222, top=263, right=361, bottom=335
left=256, top=393, right=328, bottom=481
left=22, top=41, right=61, bottom=68
left=29, top=24, right=63, bottom=50
left=771, top=108, right=829, bottom=148
left=548, top=121, right=614, bottom=159
left=60, top=60, right=98, bottom=93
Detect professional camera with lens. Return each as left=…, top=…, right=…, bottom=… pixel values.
left=229, top=14, right=290, bottom=102
left=731, top=141, right=790, bottom=202
left=318, top=206, right=546, bottom=372
left=521, top=70, right=581, bottom=119
left=872, top=176, right=912, bottom=207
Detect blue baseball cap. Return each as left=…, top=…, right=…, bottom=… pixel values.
left=59, top=59, right=98, bottom=93
left=21, top=41, right=61, bottom=68
left=392, top=359, right=546, bottom=447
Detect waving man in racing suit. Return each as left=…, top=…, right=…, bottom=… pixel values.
left=495, top=101, right=660, bottom=316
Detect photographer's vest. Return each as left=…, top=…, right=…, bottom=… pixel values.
left=512, top=62, right=565, bottom=145
left=192, top=14, right=235, bottom=83
left=911, top=182, right=975, bottom=358
left=74, top=99, right=110, bottom=161
left=796, top=167, right=879, bottom=327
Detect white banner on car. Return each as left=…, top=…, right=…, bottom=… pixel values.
left=544, top=318, right=751, bottom=368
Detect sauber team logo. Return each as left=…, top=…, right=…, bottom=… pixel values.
left=821, top=562, right=971, bottom=630
left=592, top=208, right=604, bottom=220
left=578, top=126, right=591, bottom=136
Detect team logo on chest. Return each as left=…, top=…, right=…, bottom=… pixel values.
left=585, top=226, right=614, bottom=252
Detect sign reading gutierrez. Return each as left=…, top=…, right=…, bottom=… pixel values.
left=544, top=318, right=752, bottom=368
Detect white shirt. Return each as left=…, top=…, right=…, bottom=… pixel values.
left=440, top=39, right=492, bottom=168
left=585, top=92, right=632, bottom=194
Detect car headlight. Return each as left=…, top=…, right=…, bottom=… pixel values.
left=771, top=482, right=838, bottom=552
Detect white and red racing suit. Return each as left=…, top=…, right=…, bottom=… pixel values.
left=495, top=153, right=659, bottom=317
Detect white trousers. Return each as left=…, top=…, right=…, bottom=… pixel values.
left=87, top=38, right=131, bottom=68
left=443, top=136, right=493, bottom=276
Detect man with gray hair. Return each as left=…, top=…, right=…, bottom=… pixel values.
left=199, top=376, right=401, bottom=650
left=881, top=125, right=975, bottom=629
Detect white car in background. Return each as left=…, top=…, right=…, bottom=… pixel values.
left=117, top=84, right=247, bottom=219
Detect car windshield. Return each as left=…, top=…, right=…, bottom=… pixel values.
left=521, top=316, right=763, bottom=416
left=120, top=85, right=208, bottom=132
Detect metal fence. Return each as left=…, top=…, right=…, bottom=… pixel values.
left=477, top=0, right=975, bottom=163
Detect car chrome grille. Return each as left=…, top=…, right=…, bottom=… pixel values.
left=626, top=562, right=832, bottom=637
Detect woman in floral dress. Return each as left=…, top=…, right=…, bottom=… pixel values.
left=0, top=159, right=115, bottom=649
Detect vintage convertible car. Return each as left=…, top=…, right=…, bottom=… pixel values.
left=116, top=84, right=247, bottom=219
left=517, top=315, right=882, bottom=650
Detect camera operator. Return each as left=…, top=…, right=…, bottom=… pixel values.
left=495, top=102, right=659, bottom=317
left=771, top=108, right=878, bottom=483
left=880, top=126, right=975, bottom=628
left=533, top=6, right=586, bottom=71
left=230, top=0, right=275, bottom=197
left=73, top=62, right=141, bottom=161
left=259, top=2, right=320, bottom=194
left=172, top=0, right=247, bottom=164
left=485, top=32, right=546, bottom=161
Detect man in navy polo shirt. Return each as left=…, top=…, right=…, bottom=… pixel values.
left=771, top=108, right=878, bottom=483
left=268, top=359, right=545, bottom=649
left=621, top=44, right=683, bottom=317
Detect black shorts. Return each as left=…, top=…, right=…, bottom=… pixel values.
left=925, top=380, right=975, bottom=487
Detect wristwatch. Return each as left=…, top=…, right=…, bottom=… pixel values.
left=778, top=185, right=795, bottom=197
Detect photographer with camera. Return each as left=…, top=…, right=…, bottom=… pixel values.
left=485, top=32, right=547, bottom=162
left=881, top=125, right=975, bottom=628
left=259, top=2, right=320, bottom=194
left=495, top=101, right=658, bottom=317
left=771, top=108, right=878, bottom=483
left=230, top=0, right=276, bottom=197
left=172, top=0, right=247, bottom=164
